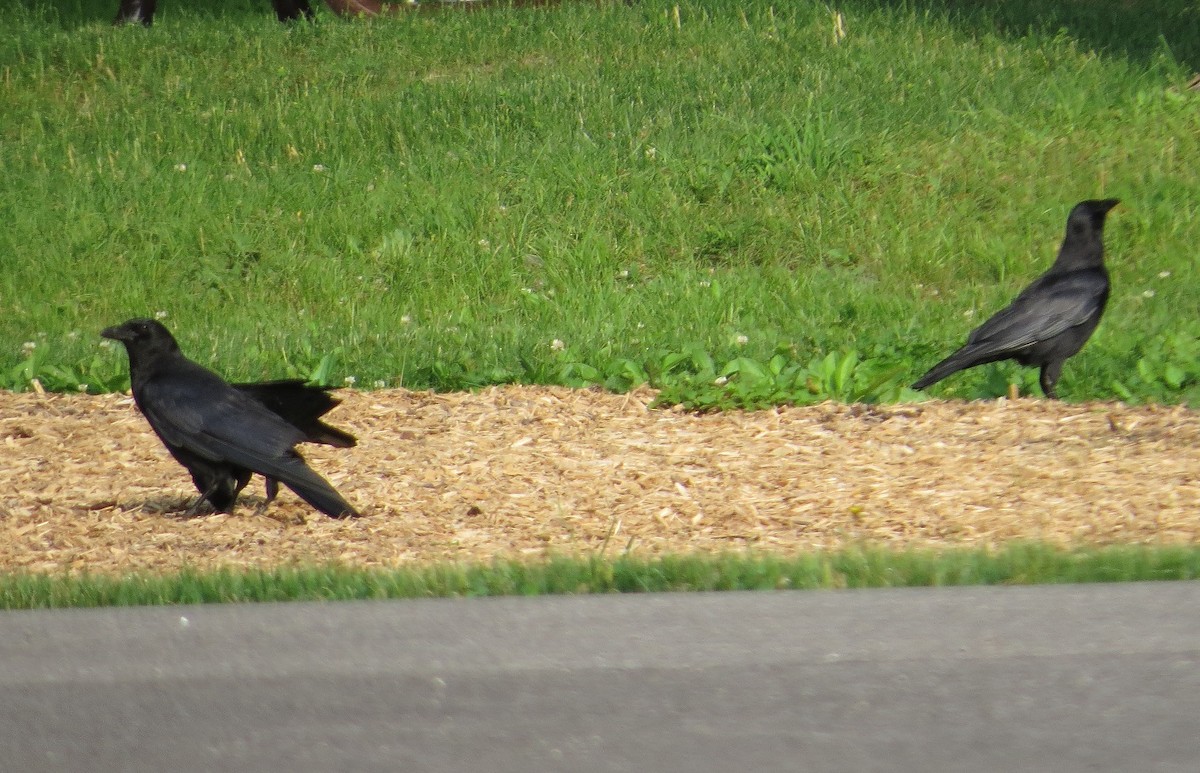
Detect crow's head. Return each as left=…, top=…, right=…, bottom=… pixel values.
left=1070, top=198, right=1120, bottom=233
left=101, top=318, right=181, bottom=358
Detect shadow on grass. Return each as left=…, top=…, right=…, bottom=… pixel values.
left=23, top=0, right=1200, bottom=72
left=833, top=0, right=1198, bottom=70
left=21, top=0, right=573, bottom=26
left=19, top=0, right=313, bottom=26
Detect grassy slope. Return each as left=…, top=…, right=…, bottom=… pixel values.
left=2, top=0, right=1198, bottom=401
left=2, top=3, right=1199, bottom=604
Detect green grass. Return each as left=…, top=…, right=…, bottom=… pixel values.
left=4, top=5, right=1195, bottom=607
left=3, top=543, right=1199, bottom=609
left=2, top=0, right=1199, bottom=402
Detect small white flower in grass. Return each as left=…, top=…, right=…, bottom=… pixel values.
left=1143, top=289, right=1156, bottom=298
left=714, top=375, right=729, bottom=386
left=344, top=375, right=357, bottom=386
left=400, top=314, right=412, bottom=325
left=699, top=280, right=711, bottom=288
left=174, top=163, right=187, bottom=172
left=735, top=334, right=749, bottom=346
left=67, top=330, right=79, bottom=340
left=644, top=146, right=658, bottom=160
left=312, top=164, right=327, bottom=172
left=77, top=384, right=88, bottom=393
left=99, top=339, right=115, bottom=350
left=550, top=339, right=565, bottom=352
left=478, top=238, right=491, bottom=248
left=373, top=379, right=386, bottom=389
left=154, top=310, right=168, bottom=320
left=1158, top=271, right=1171, bottom=279
left=617, top=269, right=630, bottom=279
left=20, top=341, right=35, bottom=356
left=963, top=309, right=975, bottom=318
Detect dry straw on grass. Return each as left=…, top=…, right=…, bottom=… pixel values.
left=1, top=387, right=1199, bottom=575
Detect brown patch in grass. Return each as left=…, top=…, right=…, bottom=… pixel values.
left=2, top=387, right=1199, bottom=575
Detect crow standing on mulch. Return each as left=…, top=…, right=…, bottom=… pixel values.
left=101, top=319, right=359, bottom=518
left=912, top=198, right=1119, bottom=399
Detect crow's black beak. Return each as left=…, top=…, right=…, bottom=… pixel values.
left=100, top=325, right=128, bottom=342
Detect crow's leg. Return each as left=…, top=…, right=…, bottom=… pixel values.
left=185, top=493, right=216, bottom=516
left=1039, top=360, right=1064, bottom=399
left=264, top=477, right=280, bottom=503
left=186, top=477, right=238, bottom=515
left=250, top=478, right=281, bottom=516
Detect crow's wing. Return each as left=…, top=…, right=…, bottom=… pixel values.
left=139, top=370, right=305, bottom=467
left=964, top=268, right=1108, bottom=357
left=232, top=379, right=357, bottom=448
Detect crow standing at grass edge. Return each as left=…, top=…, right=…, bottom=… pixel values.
left=912, top=199, right=1119, bottom=399
left=101, top=319, right=359, bottom=518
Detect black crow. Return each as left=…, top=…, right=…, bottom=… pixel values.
left=101, top=319, right=359, bottom=518
left=912, top=199, right=1119, bottom=398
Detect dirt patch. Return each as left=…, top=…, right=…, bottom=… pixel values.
left=2, top=387, right=1199, bottom=575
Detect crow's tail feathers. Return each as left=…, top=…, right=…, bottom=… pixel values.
left=302, top=422, right=358, bottom=449
left=913, top=339, right=1017, bottom=391
left=271, top=454, right=360, bottom=518
left=912, top=350, right=975, bottom=391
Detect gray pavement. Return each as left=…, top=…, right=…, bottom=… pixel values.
left=2, top=582, right=1199, bottom=772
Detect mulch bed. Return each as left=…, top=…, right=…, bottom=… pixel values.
left=2, top=387, right=1198, bottom=574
